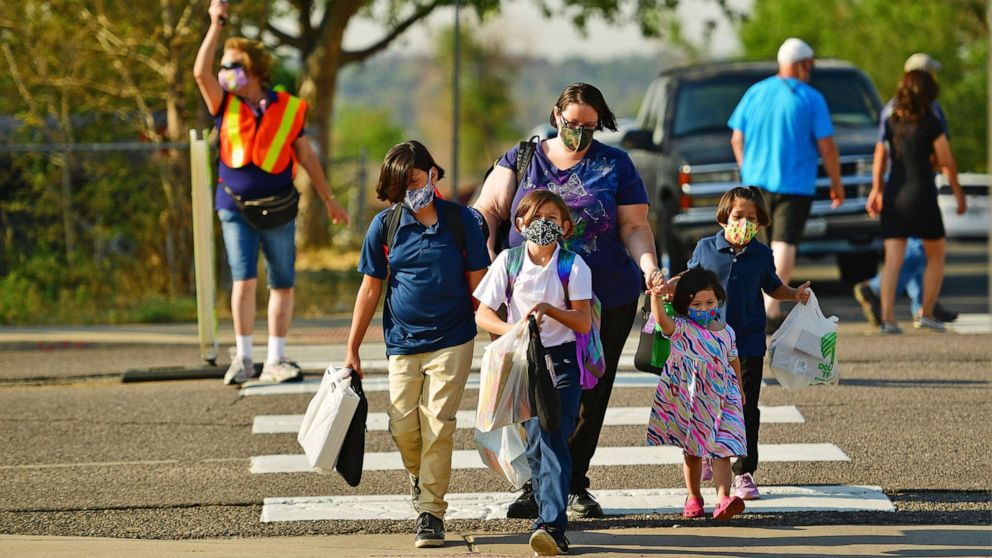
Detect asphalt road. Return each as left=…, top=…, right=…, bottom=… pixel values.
left=0, top=242, right=989, bottom=540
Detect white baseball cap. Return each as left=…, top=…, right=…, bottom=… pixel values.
left=777, top=38, right=815, bottom=65
left=904, top=53, right=941, bottom=73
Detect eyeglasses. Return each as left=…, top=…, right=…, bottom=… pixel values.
left=559, top=116, right=598, bottom=132
left=220, top=61, right=244, bottom=70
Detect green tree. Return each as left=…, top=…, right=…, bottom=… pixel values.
left=739, top=0, right=988, bottom=171
left=416, top=23, right=521, bottom=197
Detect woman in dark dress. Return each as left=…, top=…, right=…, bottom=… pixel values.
left=867, top=70, right=966, bottom=334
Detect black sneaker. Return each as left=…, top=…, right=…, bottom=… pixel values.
left=934, top=302, right=959, bottom=323
left=409, top=474, right=420, bottom=506
left=567, top=490, right=603, bottom=518
left=506, top=481, right=538, bottom=519
left=853, top=281, right=881, bottom=327
left=414, top=512, right=444, bottom=548
left=529, top=527, right=570, bottom=556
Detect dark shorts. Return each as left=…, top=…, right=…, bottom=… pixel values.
left=764, top=193, right=814, bottom=245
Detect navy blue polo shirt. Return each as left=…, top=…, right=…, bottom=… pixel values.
left=688, top=230, right=782, bottom=358
left=358, top=199, right=491, bottom=356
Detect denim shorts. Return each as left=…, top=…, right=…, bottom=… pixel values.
left=218, top=209, right=296, bottom=288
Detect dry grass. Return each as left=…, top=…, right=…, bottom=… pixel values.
left=296, top=248, right=362, bottom=272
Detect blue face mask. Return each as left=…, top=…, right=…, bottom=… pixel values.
left=404, top=169, right=435, bottom=212
left=686, top=307, right=719, bottom=327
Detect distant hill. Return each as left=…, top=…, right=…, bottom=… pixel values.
left=336, top=53, right=680, bottom=136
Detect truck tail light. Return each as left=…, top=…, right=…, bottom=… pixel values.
left=678, top=168, right=691, bottom=187
left=679, top=195, right=693, bottom=210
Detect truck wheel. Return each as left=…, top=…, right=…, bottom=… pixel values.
left=837, top=252, right=880, bottom=284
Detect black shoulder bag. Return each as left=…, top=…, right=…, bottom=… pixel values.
left=527, top=315, right=561, bottom=432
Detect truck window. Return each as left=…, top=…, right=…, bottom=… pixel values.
left=671, top=70, right=880, bottom=137
left=672, top=76, right=758, bottom=137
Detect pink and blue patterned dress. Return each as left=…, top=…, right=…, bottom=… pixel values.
left=646, top=316, right=746, bottom=458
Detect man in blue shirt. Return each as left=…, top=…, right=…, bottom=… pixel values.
left=728, top=38, right=845, bottom=330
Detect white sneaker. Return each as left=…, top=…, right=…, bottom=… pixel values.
left=259, top=359, right=303, bottom=383
left=223, top=356, right=254, bottom=385
left=913, top=315, right=946, bottom=331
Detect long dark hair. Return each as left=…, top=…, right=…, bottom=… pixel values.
left=375, top=141, right=446, bottom=204
left=893, top=70, right=938, bottom=123
left=548, top=82, right=618, bottom=132
left=671, top=267, right=727, bottom=317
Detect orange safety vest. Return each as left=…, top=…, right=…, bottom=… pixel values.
left=218, top=91, right=307, bottom=175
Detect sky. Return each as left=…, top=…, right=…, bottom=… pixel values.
left=341, top=0, right=753, bottom=62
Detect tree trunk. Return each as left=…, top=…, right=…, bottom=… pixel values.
left=295, top=3, right=360, bottom=250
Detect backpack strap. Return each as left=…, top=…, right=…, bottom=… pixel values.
left=556, top=248, right=576, bottom=310
left=514, top=135, right=541, bottom=185
left=383, top=203, right=404, bottom=257
left=503, top=245, right=526, bottom=302
left=442, top=201, right=466, bottom=257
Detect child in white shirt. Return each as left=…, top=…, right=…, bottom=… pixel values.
left=474, top=190, right=593, bottom=556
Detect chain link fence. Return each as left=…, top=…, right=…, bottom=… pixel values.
left=0, top=140, right=371, bottom=325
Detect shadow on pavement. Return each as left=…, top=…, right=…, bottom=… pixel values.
left=475, top=527, right=991, bottom=557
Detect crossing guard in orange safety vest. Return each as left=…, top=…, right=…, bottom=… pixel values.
left=194, top=2, right=348, bottom=387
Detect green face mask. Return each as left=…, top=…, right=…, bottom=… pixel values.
left=558, top=117, right=595, bottom=152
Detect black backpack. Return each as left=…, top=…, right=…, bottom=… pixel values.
left=483, top=135, right=541, bottom=253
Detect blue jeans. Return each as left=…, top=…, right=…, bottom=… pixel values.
left=869, top=237, right=925, bottom=315
left=218, top=209, right=296, bottom=288
left=524, top=341, right=582, bottom=533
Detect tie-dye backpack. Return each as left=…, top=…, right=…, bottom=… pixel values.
left=504, top=246, right=605, bottom=389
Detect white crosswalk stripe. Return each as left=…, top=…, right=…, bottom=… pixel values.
left=260, top=485, right=894, bottom=522
left=250, top=443, right=849, bottom=475
left=251, top=405, right=805, bottom=434
left=240, top=371, right=665, bottom=396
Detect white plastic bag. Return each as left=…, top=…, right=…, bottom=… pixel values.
left=767, top=291, right=840, bottom=390
left=474, top=424, right=531, bottom=489
left=476, top=321, right=532, bottom=432
left=297, top=365, right=361, bottom=474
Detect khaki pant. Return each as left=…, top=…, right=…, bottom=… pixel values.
left=387, top=339, right=474, bottom=518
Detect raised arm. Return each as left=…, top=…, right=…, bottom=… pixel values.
left=649, top=290, right=675, bottom=337
left=193, top=1, right=229, bottom=115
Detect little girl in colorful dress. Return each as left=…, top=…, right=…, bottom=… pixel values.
left=646, top=266, right=747, bottom=520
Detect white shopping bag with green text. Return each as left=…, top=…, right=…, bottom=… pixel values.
left=767, top=291, right=840, bottom=390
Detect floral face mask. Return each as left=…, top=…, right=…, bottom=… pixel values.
left=520, top=218, right=564, bottom=246
left=725, top=217, right=758, bottom=245
left=218, top=67, right=248, bottom=92
left=404, top=168, right=435, bottom=212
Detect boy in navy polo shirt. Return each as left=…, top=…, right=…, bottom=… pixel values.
left=683, top=186, right=810, bottom=500
left=344, top=141, right=490, bottom=549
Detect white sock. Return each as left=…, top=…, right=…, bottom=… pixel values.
left=235, top=335, right=253, bottom=361
left=267, top=336, right=286, bottom=365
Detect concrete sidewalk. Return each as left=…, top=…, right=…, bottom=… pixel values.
left=3, top=526, right=989, bottom=557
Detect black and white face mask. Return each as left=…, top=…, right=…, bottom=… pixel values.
left=520, top=218, right=564, bottom=246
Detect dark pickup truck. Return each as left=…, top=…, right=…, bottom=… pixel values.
left=622, top=60, right=884, bottom=282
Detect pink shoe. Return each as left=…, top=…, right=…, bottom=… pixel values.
left=733, top=473, right=761, bottom=500
left=682, top=496, right=704, bottom=518
left=701, top=458, right=713, bottom=481
left=713, top=495, right=745, bottom=521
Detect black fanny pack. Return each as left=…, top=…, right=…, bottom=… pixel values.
left=223, top=184, right=299, bottom=230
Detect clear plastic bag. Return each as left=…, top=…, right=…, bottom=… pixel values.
left=767, top=291, right=840, bottom=390
left=474, top=424, right=531, bottom=489
left=476, top=320, right=532, bottom=432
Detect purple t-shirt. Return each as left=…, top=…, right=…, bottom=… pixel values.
left=212, top=90, right=305, bottom=212
left=498, top=140, right=649, bottom=309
